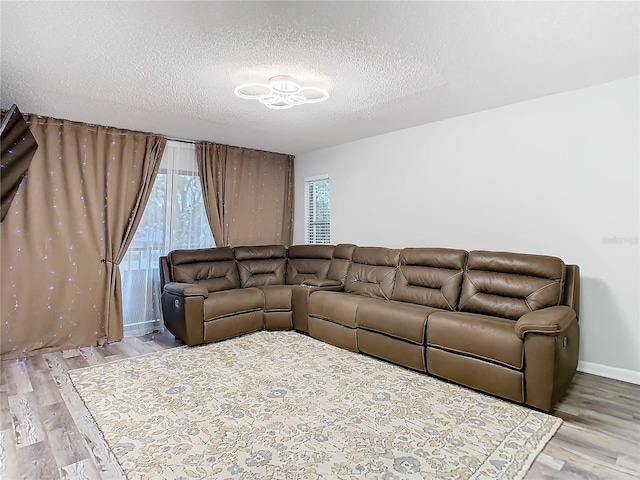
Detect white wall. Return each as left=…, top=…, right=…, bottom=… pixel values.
left=294, top=77, right=640, bottom=382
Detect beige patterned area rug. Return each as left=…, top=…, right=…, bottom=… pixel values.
left=68, top=331, right=561, bottom=480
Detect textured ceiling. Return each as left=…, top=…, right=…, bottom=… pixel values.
left=1, top=1, right=638, bottom=155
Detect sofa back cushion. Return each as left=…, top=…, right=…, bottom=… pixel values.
left=345, top=247, right=400, bottom=300
left=168, top=247, right=240, bottom=293
left=459, top=250, right=565, bottom=320
left=286, top=245, right=334, bottom=284
left=326, top=243, right=357, bottom=283
left=235, top=245, right=287, bottom=287
left=393, top=248, right=467, bottom=310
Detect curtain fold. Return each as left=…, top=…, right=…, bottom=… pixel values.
left=103, top=136, right=167, bottom=341
left=197, top=143, right=294, bottom=247
left=196, top=143, right=227, bottom=246
left=0, top=115, right=165, bottom=359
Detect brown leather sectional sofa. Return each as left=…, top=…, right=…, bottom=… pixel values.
left=159, top=244, right=580, bottom=412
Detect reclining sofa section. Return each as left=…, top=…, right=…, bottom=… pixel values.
left=159, top=244, right=580, bottom=412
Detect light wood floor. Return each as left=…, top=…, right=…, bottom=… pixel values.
left=1, top=331, right=638, bottom=479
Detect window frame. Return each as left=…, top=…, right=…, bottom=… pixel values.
left=304, top=174, right=331, bottom=245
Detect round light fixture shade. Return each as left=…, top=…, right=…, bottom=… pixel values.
left=234, top=76, right=329, bottom=109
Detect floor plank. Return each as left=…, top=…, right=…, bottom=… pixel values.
left=0, top=429, right=18, bottom=479
left=59, top=457, right=102, bottom=480
left=46, top=353, right=126, bottom=480
left=0, top=329, right=638, bottom=480
left=5, top=359, right=34, bottom=395
left=78, top=347, right=109, bottom=367
left=8, top=393, right=46, bottom=448
left=13, top=436, right=60, bottom=480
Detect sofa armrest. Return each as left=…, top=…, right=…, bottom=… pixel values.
left=292, top=282, right=345, bottom=332
left=515, top=306, right=576, bottom=339
left=302, top=278, right=343, bottom=288
left=163, top=282, right=209, bottom=298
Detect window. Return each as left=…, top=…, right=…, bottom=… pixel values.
left=121, top=141, right=215, bottom=336
left=305, top=175, right=331, bottom=244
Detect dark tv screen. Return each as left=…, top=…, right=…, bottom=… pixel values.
left=0, top=104, right=38, bottom=222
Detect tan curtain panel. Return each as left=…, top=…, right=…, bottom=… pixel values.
left=196, top=143, right=226, bottom=245
left=0, top=115, right=166, bottom=359
left=197, top=143, right=294, bottom=247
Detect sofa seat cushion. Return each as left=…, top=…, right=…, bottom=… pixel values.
left=357, top=299, right=440, bottom=345
left=308, top=291, right=368, bottom=328
left=203, top=288, right=263, bottom=320
left=426, top=311, right=523, bottom=369
left=258, top=285, right=293, bottom=311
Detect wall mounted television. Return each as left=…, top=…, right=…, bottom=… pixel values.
left=0, top=104, right=38, bottom=222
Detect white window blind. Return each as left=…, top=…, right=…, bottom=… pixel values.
left=305, top=175, right=331, bottom=244
left=121, top=140, right=215, bottom=336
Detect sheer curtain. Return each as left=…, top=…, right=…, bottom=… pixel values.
left=121, top=140, right=214, bottom=336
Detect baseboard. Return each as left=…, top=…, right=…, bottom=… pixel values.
left=577, top=361, right=640, bottom=385
left=123, top=319, right=162, bottom=337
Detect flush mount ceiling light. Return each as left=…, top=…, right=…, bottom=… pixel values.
left=234, top=75, right=329, bottom=110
